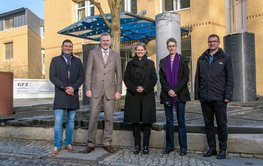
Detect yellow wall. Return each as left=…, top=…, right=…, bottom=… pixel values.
left=176, top=0, right=226, bottom=85
left=247, top=0, right=263, bottom=94
left=137, top=0, right=156, bottom=19
left=0, top=26, right=42, bottom=78
left=44, top=0, right=263, bottom=95
left=28, top=28, right=42, bottom=78
left=44, top=0, right=84, bottom=79
left=0, top=26, right=29, bottom=78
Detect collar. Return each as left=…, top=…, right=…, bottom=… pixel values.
left=101, top=48, right=109, bottom=53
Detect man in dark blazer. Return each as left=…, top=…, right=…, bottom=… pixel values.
left=49, top=39, right=85, bottom=155
left=84, top=33, right=122, bottom=153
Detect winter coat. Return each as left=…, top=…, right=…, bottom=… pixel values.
left=159, top=54, right=191, bottom=105
left=124, top=56, right=157, bottom=123
left=194, top=48, right=234, bottom=101
left=49, top=55, right=85, bottom=109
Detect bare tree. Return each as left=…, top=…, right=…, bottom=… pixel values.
left=90, top=0, right=122, bottom=111
left=90, top=0, right=121, bottom=51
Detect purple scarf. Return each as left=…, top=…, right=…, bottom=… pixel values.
left=165, top=53, right=180, bottom=109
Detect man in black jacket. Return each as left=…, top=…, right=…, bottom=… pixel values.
left=195, top=34, right=234, bottom=159
left=49, top=39, right=84, bottom=155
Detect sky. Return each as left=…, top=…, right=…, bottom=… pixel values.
left=0, top=0, right=44, bottom=19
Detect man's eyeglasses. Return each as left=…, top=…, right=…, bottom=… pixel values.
left=208, top=40, right=219, bottom=43
left=167, top=45, right=176, bottom=48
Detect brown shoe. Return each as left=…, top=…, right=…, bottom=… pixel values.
left=104, top=145, right=114, bottom=153
left=84, top=146, right=95, bottom=153
left=48, top=147, right=60, bottom=157
left=65, top=144, right=73, bottom=152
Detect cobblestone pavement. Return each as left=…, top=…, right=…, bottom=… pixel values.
left=0, top=155, right=94, bottom=166
left=0, top=138, right=97, bottom=166
left=99, top=148, right=221, bottom=166
left=0, top=138, right=263, bottom=166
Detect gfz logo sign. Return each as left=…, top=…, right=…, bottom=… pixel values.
left=17, top=82, right=29, bottom=87
left=14, top=79, right=55, bottom=99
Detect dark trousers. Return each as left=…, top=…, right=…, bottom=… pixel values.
left=201, top=101, right=228, bottom=150
left=164, top=102, right=187, bottom=151
left=132, top=123, right=152, bottom=147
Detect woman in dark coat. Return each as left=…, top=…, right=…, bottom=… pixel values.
left=124, top=43, right=157, bottom=154
left=159, top=38, right=190, bottom=156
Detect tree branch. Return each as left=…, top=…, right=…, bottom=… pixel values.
left=90, top=0, right=111, bottom=28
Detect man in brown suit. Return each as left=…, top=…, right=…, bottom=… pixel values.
left=84, top=32, right=122, bottom=153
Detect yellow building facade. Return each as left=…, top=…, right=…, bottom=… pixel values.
left=44, top=0, right=263, bottom=95
left=0, top=8, right=42, bottom=78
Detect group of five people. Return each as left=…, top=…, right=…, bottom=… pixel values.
left=49, top=32, right=233, bottom=160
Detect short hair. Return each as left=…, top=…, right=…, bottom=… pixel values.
left=208, top=34, right=220, bottom=42
left=100, top=32, right=111, bottom=40
left=61, top=39, right=73, bottom=46
left=166, top=38, right=177, bottom=46
left=134, top=42, right=147, bottom=51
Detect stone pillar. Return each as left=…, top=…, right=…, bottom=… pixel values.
left=155, top=12, right=181, bottom=95
left=224, top=33, right=256, bottom=102
left=0, top=72, right=13, bottom=116
left=82, top=43, right=99, bottom=105
left=224, top=0, right=256, bottom=102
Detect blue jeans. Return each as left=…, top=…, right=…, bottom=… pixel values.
left=54, top=109, right=76, bottom=148
left=164, top=102, right=187, bottom=151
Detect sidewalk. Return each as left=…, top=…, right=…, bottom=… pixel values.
left=0, top=138, right=263, bottom=166
left=0, top=97, right=263, bottom=165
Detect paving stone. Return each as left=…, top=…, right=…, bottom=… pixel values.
left=240, top=153, right=254, bottom=158
left=1, top=138, right=263, bottom=166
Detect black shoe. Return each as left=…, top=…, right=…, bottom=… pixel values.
left=84, top=146, right=95, bottom=153
left=162, top=148, right=174, bottom=154
left=180, top=151, right=187, bottom=156
left=142, top=146, right=149, bottom=154
left=133, top=146, right=141, bottom=154
left=217, top=150, right=226, bottom=159
left=203, top=148, right=217, bottom=157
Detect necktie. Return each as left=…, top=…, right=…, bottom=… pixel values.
left=103, top=51, right=108, bottom=63
left=65, top=55, right=72, bottom=79
left=65, top=55, right=72, bottom=65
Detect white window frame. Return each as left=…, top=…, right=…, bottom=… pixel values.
left=122, top=0, right=137, bottom=13
left=124, top=0, right=131, bottom=12
left=159, top=0, right=190, bottom=13
left=5, top=42, right=13, bottom=60
left=76, top=0, right=94, bottom=21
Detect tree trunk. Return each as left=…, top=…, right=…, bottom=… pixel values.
left=91, top=0, right=122, bottom=111
left=110, top=1, right=121, bottom=112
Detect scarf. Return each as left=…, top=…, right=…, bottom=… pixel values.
left=165, top=53, right=180, bottom=109
left=132, top=55, right=147, bottom=86
left=62, top=52, right=73, bottom=79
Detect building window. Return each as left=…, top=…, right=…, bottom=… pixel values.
left=4, top=17, right=14, bottom=30
left=5, top=42, right=13, bottom=60
left=40, top=26, right=44, bottom=38
left=76, top=0, right=94, bottom=21
left=0, top=20, right=3, bottom=31
left=161, top=0, right=190, bottom=12
left=121, top=0, right=137, bottom=14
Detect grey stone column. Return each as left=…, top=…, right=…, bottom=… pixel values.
left=224, top=0, right=256, bottom=102
left=155, top=12, right=181, bottom=95
left=224, top=33, right=257, bottom=102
